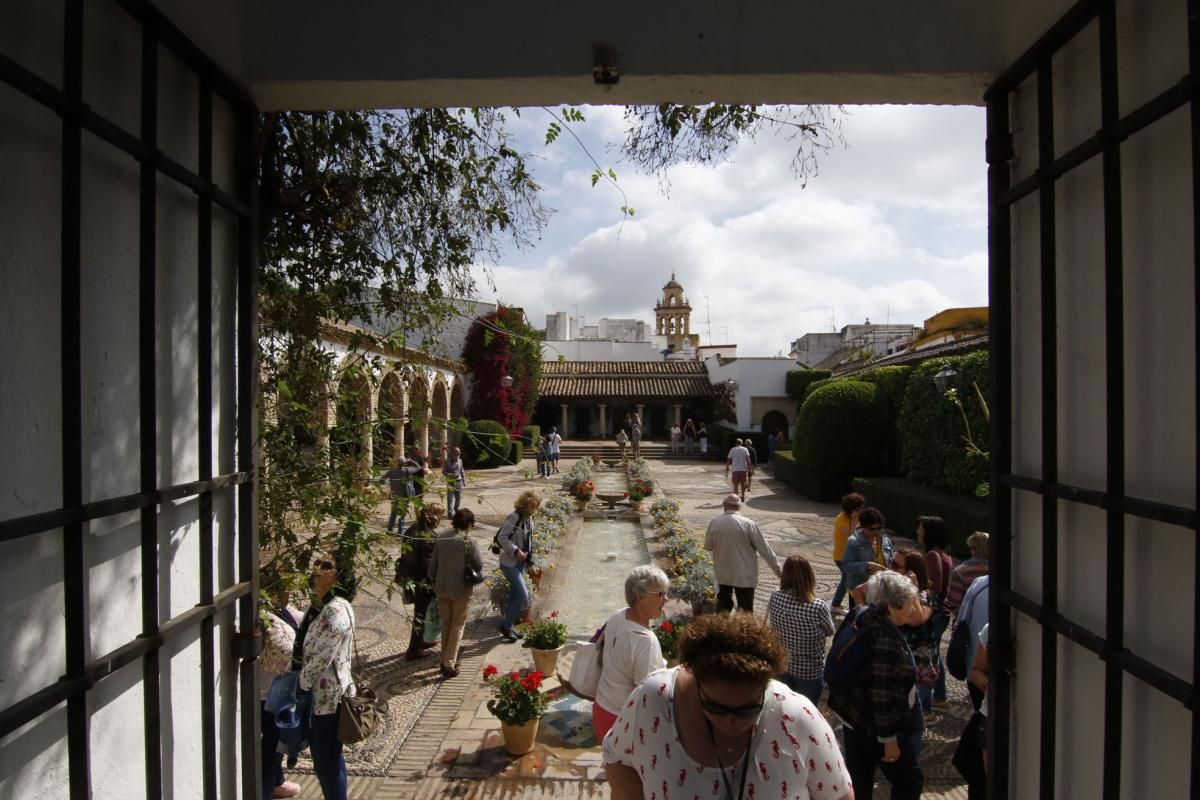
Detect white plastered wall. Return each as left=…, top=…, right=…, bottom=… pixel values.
left=1004, top=0, right=1195, bottom=795
left=0, top=0, right=245, bottom=797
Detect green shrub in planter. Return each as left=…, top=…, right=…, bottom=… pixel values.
left=461, top=419, right=512, bottom=469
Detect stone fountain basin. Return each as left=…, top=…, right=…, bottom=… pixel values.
left=594, top=492, right=628, bottom=506
left=600, top=458, right=624, bottom=469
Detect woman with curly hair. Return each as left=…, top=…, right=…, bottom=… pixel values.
left=603, top=612, right=852, bottom=800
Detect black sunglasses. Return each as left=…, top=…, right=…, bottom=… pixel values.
left=316, top=559, right=335, bottom=571
left=696, top=682, right=764, bottom=719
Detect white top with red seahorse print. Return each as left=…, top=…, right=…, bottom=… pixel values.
left=602, top=667, right=851, bottom=800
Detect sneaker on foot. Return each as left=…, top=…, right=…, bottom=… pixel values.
left=273, top=781, right=302, bottom=798
left=499, top=627, right=519, bottom=642
left=404, top=649, right=433, bottom=662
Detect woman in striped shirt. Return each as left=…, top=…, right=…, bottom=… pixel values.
left=767, top=555, right=834, bottom=704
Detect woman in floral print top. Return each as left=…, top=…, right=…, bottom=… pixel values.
left=298, top=553, right=358, bottom=800
left=603, top=612, right=853, bottom=800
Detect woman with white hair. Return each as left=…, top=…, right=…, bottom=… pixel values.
left=592, top=565, right=671, bottom=740
left=828, top=570, right=929, bottom=800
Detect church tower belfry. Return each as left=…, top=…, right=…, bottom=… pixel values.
left=654, top=272, right=697, bottom=352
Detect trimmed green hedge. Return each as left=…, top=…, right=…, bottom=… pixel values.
left=522, top=424, right=541, bottom=446
left=803, top=376, right=842, bottom=403
left=461, top=419, right=512, bottom=469
left=898, top=351, right=989, bottom=496
left=852, top=476, right=989, bottom=557
left=786, top=369, right=832, bottom=401
left=856, top=365, right=914, bottom=475
left=795, top=381, right=887, bottom=474
left=509, top=440, right=525, bottom=465
left=772, top=450, right=800, bottom=485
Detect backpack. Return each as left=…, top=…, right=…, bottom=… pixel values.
left=823, top=606, right=875, bottom=690
left=946, top=617, right=972, bottom=680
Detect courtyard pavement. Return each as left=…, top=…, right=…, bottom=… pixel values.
left=286, top=456, right=969, bottom=799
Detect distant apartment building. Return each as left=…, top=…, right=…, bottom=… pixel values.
left=789, top=319, right=920, bottom=368
left=544, top=312, right=647, bottom=343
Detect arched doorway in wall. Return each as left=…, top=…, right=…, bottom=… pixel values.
left=761, top=410, right=789, bottom=440
left=431, top=380, right=449, bottom=464
left=376, top=370, right=404, bottom=468
left=334, top=365, right=372, bottom=472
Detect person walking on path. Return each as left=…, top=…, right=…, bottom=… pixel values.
left=745, top=440, right=758, bottom=491
left=396, top=504, right=444, bottom=661
left=615, top=428, right=629, bottom=460
left=766, top=555, right=834, bottom=704
left=703, top=494, right=782, bottom=613
left=441, top=446, right=467, bottom=515
left=630, top=413, right=642, bottom=458
left=592, top=565, right=671, bottom=741
left=725, top=438, right=752, bottom=500
left=683, top=418, right=697, bottom=454
left=697, top=423, right=709, bottom=455
left=547, top=426, right=562, bottom=473
left=918, top=515, right=954, bottom=711
left=381, top=454, right=423, bottom=533
left=428, top=508, right=484, bottom=679
left=670, top=423, right=682, bottom=454
left=831, top=492, right=866, bottom=611
left=842, top=506, right=894, bottom=599
left=946, top=531, right=990, bottom=614
left=534, top=436, right=550, bottom=478
left=496, top=490, right=542, bottom=642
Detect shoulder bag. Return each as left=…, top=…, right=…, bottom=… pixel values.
left=463, top=536, right=486, bottom=585
left=563, top=624, right=606, bottom=700
left=336, top=624, right=386, bottom=744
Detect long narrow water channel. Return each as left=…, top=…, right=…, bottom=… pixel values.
left=560, top=517, right=650, bottom=636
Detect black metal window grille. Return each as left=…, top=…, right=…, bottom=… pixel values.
left=0, top=1, right=260, bottom=799
left=986, top=1, right=1199, bottom=798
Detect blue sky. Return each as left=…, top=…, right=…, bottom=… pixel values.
left=471, top=104, right=987, bottom=356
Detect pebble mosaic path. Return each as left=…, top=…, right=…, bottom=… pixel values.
left=286, top=456, right=969, bottom=799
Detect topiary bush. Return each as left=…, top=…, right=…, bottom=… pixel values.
left=897, top=351, right=989, bottom=496
left=795, top=381, right=888, bottom=476
left=786, top=369, right=832, bottom=401
left=857, top=365, right=914, bottom=475
left=802, top=376, right=843, bottom=403
left=461, top=419, right=513, bottom=469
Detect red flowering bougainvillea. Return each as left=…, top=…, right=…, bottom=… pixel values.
left=461, top=305, right=543, bottom=435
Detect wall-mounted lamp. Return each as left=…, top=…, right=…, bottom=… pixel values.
left=500, top=375, right=514, bottom=388
left=932, top=366, right=958, bottom=393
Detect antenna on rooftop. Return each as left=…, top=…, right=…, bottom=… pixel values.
left=703, top=296, right=712, bottom=345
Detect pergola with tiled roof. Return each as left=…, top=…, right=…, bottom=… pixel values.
left=539, top=361, right=714, bottom=437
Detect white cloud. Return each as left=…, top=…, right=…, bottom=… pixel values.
left=473, top=104, right=988, bottom=355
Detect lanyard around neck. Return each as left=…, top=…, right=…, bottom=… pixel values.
left=704, top=714, right=752, bottom=800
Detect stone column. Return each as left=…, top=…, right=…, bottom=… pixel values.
left=561, top=404, right=569, bottom=437
left=673, top=404, right=682, bottom=428
left=361, top=385, right=378, bottom=472
left=636, top=403, right=645, bottom=426
left=598, top=404, right=607, bottom=438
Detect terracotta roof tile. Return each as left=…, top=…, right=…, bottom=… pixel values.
left=540, top=375, right=714, bottom=399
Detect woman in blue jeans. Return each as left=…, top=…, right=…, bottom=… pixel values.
left=298, top=552, right=358, bottom=800
left=496, top=489, right=541, bottom=641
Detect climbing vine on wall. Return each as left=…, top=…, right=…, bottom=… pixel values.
left=462, top=306, right=543, bottom=435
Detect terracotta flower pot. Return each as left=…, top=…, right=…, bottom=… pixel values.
left=500, top=718, right=540, bottom=755
left=530, top=645, right=564, bottom=676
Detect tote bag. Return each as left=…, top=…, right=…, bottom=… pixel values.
left=564, top=625, right=606, bottom=701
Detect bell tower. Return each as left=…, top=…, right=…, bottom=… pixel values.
left=654, top=272, right=696, bottom=352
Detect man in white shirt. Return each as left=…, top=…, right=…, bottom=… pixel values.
left=547, top=426, right=562, bottom=473
left=703, top=494, right=782, bottom=612
left=725, top=439, right=752, bottom=500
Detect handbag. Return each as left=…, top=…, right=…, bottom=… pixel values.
left=563, top=624, right=606, bottom=701
left=463, top=536, right=486, bottom=585
left=913, top=644, right=941, bottom=686
left=336, top=630, right=385, bottom=745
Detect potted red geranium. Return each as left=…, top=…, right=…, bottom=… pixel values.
left=483, top=664, right=550, bottom=755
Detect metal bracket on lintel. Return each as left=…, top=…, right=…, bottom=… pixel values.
left=231, top=630, right=262, bottom=662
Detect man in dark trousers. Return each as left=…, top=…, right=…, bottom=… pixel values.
left=381, top=452, right=425, bottom=533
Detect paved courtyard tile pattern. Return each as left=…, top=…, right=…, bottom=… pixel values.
left=288, top=456, right=969, bottom=799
